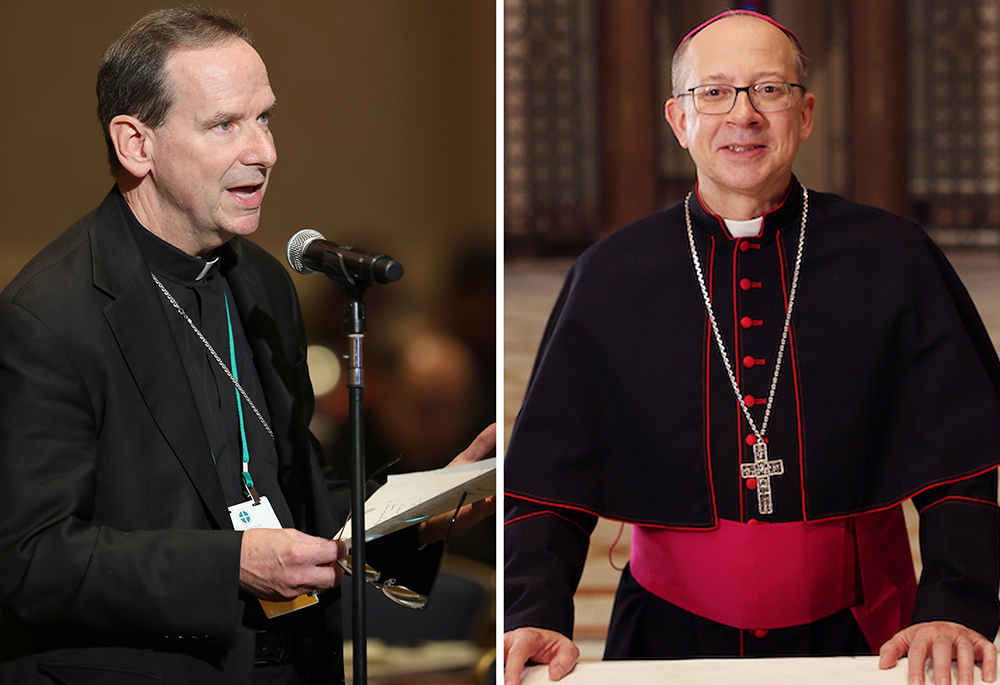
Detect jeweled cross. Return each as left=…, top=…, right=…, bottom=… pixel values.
left=740, top=441, right=784, bottom=515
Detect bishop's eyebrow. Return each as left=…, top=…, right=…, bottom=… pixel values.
left=700, top=71, right=788, bottom=84
left=204, top=111, right=238, bottom=127
left=203, top=101, right=277, bottom=127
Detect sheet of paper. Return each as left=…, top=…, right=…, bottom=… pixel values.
left=337, top=458, right=495, bottom=545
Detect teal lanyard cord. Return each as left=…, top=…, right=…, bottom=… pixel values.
left=225, top=295, right=255, bottom=493
left=150, top=271, right=273, bottom=503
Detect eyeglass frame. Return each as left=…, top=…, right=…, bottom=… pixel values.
left=335, top=481, right=470, bottom=610
left=674, top=81, right=807, bottom=114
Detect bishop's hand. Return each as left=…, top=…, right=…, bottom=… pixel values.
left=239, top=528, right=348, bottom=601
left=416, top=423, right=497, bottom=546
left=879, top=620, right=998, bottom=685
left=504, top=626, right=579, bottom=685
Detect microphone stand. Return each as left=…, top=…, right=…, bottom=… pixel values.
left=343, top=282, right=369, bottom=685
left=286, top=229, right=403, bottom=685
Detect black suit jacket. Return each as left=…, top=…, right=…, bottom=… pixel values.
left=0, top=191, right=346, bottom=683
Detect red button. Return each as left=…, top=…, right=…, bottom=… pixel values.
left=739, top=241, right=751, bottom=253
left=744, top=394, right=757, bottom=407
left=740, top=316, right=752, bottom=329
left=747, top=518, right=760, bottom=525
left=745, top=477, right=758, bottom=490
left=752, top=628, right=769, bottom=639
left=745, top=434, right=756, bottom=446
left=739, top=278, right=752, bottom=291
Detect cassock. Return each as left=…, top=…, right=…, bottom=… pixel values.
left=505, top=178, right=1000, bottom=658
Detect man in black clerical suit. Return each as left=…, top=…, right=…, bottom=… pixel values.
left=0, top=8, right=494, bottom=684
left=504, top=9, right=1000, bottom=685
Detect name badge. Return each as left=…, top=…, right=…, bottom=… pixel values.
left=228, top=497, right=319, bottom=618
left=228, top=497, right=283, bottom=531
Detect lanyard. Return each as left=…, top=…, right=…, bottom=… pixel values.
left=152, top=272, right=273, bottom=503
left=225, top=296, right=256, bottom=502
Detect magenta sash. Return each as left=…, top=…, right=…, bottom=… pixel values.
left=630, top=518, right=860, bottom=630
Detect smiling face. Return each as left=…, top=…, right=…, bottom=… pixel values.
left=136, top=39, right=277, bottom=256
left=665, top=15, right=814, bottom=219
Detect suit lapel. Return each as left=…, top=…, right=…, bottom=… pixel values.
left=90, top=194, right=230, bottom=529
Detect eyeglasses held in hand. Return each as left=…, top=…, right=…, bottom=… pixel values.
left=336, top=454, right=468, bottom=610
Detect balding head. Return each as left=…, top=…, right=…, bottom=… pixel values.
left=671, top=11, right=807, bottom=96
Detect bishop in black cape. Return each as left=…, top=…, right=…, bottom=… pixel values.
left=505, top=178, right=1000, bottom=657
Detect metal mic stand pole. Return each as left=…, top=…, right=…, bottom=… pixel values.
left=344, top=286, right=369, bottom=685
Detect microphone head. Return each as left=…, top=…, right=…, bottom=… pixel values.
left=287, top=229, right=324, bottom=274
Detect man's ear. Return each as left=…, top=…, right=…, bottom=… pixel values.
left=665, top=98, right=690, bottom=150
left=109, top=115, right=154, bottom=178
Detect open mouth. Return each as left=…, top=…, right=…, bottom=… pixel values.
left=228, top=184, right=263, bottom=198
left=724, top=145, right=765, bottom=153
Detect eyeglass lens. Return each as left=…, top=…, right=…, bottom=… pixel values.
left=338, top=555, right=429, bottom=610
left=692, top=82, right=796, bottom=113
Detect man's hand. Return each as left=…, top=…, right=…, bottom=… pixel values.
left=239, top=528, right=348, bottom=601
left=417, top=423, right=497, bottom=546
left=504, top=627, right=579, bottom=685
left=879, top=621, right=998, bottom=685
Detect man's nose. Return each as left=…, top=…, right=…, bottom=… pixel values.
left=727, top=89, right=761, bottom=122
left=242, top=126, right=277, bottom=168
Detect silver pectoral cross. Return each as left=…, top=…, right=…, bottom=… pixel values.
left=740, top=441, right=784, bottom=515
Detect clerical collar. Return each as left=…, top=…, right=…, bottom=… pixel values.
left=723, top=217, right=763, bottom=238
left=691, top=178, right=802, bottom=241
left=115, top=190, right=223, bottom=284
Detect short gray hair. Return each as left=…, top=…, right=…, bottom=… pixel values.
left=96, top=7, right=252, bottom=174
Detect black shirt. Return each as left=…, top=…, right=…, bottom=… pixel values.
left=120, top=191, right=294, bottom=526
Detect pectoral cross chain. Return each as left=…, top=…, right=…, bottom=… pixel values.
left=740, top=441, right=784, bottom=515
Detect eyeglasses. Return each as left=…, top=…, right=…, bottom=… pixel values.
left=675, top=81, right=805, bottom=114
left=338, top=555, right=429, bottom=609
left=336, top=454, right=469, bottom=610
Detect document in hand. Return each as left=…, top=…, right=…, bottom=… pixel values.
left=336, top=457, right=496, bottom=544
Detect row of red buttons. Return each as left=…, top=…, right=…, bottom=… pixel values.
left=739, top=242, right=771, bottom=508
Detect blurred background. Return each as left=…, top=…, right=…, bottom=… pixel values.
left=503, top=0, right=1000, bottom=662
left=1, top=1, right=496, bottom=682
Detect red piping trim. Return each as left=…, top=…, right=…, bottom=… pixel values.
left=504, top=509, right=592, bottom=538
left=916, top=495, right=1000, bottom=515
left=732, top=238, right=746, bottom=521
left=694, top=182, right=733, bottom=238
left=507, top=462, right=1000, bottom=528
left=705, top=236, right=719, bottom=521
left=802, top=461, right=1000, bottom=523
left=775, top=230, right=808, bottom=517
left=505, top=491, right=720, bottom=531
left=760, top=183, right=795, bottom=224
left=693, top=181, right=794, bottom=240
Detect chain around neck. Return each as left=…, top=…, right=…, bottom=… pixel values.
left=684, top=187, right=808, bottom=443
left=150, top=272, right=275, bottom=441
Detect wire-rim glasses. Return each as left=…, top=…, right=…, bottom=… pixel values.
left=335, top=455, right=470, bottom=610
left=675, top=81, right=806, bottom=114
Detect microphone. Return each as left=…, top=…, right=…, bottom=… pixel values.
left=286, top=229, right=403, bottom=285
